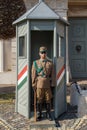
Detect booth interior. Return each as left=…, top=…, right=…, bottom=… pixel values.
left=31, top=30, right=54, bottom=111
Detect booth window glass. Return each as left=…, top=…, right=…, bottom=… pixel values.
left=19, top=36, right=27, bottom=58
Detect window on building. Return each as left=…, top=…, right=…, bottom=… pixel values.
left=19, top=36, right=27, bottom=58
left=61, top=37, right=65, bottom=57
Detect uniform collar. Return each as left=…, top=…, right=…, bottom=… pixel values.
left=40, top=59, right=47, bottom=62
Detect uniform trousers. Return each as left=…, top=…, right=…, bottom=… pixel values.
left=37, top=88, right=52, bottom=103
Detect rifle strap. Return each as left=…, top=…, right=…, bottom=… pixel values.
left=33, top=60, right=46, bottom=77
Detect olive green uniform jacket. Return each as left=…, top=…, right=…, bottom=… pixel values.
left=32, top=59, right=55, bottom=89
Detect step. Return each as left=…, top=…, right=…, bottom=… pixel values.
left=29, top=120, right=61, bottom=130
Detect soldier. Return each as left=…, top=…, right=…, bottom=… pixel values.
left=32, top=46, right=55, bottom=121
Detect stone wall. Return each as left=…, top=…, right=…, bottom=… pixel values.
left=0, top=38, right=16, bottom=85
left=11, top=38, right=16, bottom=72
left=4, top=39, right=11, bottom=71
left=23, top=0, right=68, bottom=18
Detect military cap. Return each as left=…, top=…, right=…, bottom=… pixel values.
left=39, top=46, right=47, bottom=52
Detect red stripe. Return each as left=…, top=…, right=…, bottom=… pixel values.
left=57, top=65, right=65, bottom=80
left=18, top=65, right=27, bottom=80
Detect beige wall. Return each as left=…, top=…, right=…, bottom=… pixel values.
left=0, top=38, right=16, bottom=84
left=4, top=39, right=11, bottom=71
left=11, top=38, right=16, bottom=72
left=0, top=40, right=4, bottom=72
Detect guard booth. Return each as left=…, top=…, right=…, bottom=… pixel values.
left=13, top=0, right=69, bottom=119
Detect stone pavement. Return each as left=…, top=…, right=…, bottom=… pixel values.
left=0, top=83, right=87, bottom=130
left=0, top=102, right=87, bottom=130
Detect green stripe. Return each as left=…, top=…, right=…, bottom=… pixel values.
left=18, top=76, right=27, bottom=90
left=57, top=77, right=64, bottom=91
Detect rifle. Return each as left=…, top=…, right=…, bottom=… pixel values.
left=34, top=88, right=37, bottom=122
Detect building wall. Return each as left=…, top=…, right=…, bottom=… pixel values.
left=0, top=38, right=16, bottom=84
left=68, top=5, right=87, bottom=17
left=24, top=0, right=68, bottom=18
left=4, top=39, right=11, bottom=71
left=11, top=38, right=16, bottom=72
left=68, top=0, right=87, bottom=17
left=67, top=1, right=87, bottom=81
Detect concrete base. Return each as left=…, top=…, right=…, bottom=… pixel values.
left=78, top=90, right=87, bottom=118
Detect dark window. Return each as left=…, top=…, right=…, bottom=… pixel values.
left=19, top=36, right=26, bottom=57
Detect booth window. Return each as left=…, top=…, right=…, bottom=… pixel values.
left=57, top=34, right=59, bottom=58
left=19, top=36, right=27, bottom=58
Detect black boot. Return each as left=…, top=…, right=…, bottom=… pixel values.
left=46, top=103, right=52, bottom=121
left=37, top=103, right=42, bottom=121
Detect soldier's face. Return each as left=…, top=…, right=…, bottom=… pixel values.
left=39, top=51, right=47, bottom=59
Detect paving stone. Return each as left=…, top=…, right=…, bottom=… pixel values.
left=57, top=128, right=62, bottom=130
left=48, top=127, right=53, bottom=130
left=53, top=127, right=58, bottom=130
left=0, top=88, right=87, bottom=130
left=61, top=124, right=66, bottom=130
left=29, top=128, right=36, bottom=130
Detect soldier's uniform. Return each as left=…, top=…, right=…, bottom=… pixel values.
left=32, top=46, right=55, bottom=121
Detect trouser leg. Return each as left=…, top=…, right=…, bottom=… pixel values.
left=45, top=88, right=52, bottom=120
left=37, top=88, right=44, bottom=121
left=46, top=103, right=52, bottom=121
left=37, top=103, right=42, bottom=121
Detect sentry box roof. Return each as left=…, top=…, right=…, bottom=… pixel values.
left=13, top=1, right=69, bottom=25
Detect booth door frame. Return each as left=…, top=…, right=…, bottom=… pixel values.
left=54, top=24, right=67, bottom=118
left=29, top=20, right=55, bottom=117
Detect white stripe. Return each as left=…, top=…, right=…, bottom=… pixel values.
left=18, top=71, right=27, bottom=85
left=57, top=70, right=65, bottom=86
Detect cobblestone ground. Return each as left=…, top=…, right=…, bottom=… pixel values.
left=0, top=83, right=87, bottom=130
left=0, top=102, right=87, bottom=130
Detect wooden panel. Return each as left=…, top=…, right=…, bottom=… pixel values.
left=18, top=82, right=28, bottom=105
left=55, top=57, right=66, bottom=118
left=18, top=22, right=27, bottom=36
left=72, top=59, right=86, bottom=72
left=31, top=21, right=54, bottom=30
left=68, top=19, right=87, bottom=78
left=17, top=58, right=28, bottom=117
left=57, top=21, right=64, bottom=37
left=18, top=59, right=27, bottom=72
left=18, top=103, right=28, bottom=117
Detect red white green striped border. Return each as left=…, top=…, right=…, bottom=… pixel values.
left=17, top=65, right=28, bottom=90
left=57, top=65, right=65, bottom=86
